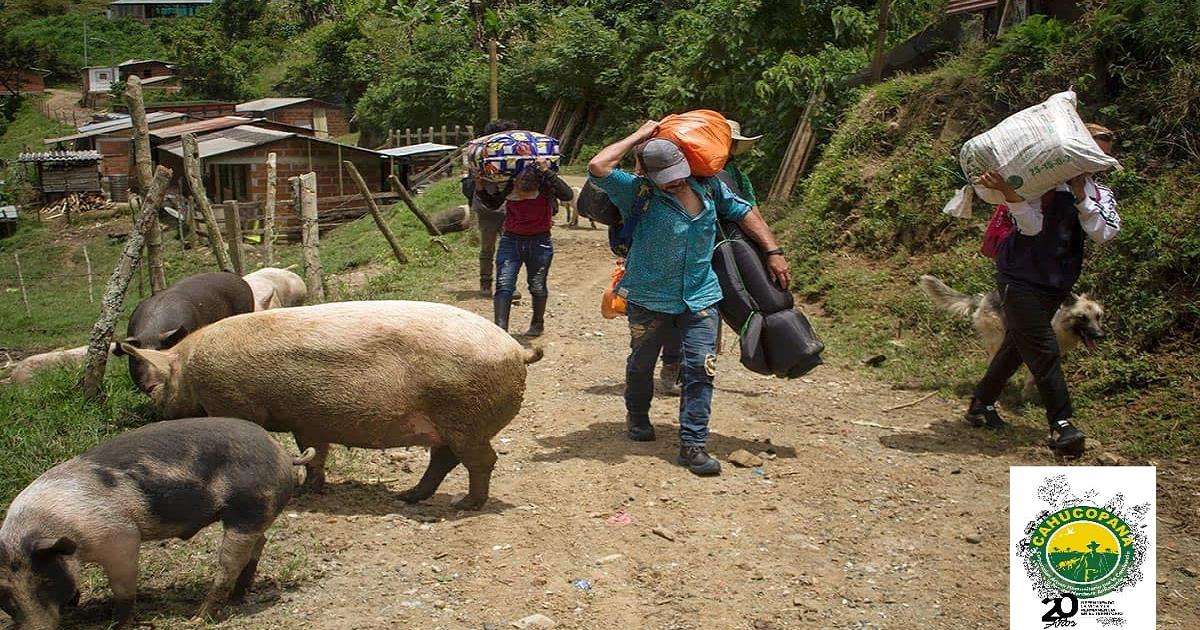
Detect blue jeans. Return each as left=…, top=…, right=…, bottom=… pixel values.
left=626, top=303, right=719, bottom=445
left=495, top=233, right=552, bottom=299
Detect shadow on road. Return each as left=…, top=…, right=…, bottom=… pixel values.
left=294, top=480, right=515, bottom=520
left=530, top=421, right=798, bottom=466
left=878, top=418, right=1046, bottom=457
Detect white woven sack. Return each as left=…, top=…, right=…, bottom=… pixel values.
left=959, top=91, right=1120, bottom=206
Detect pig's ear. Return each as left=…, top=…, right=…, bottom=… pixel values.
left=119, top=345, right=175, bottom=379
left=160, top=326, right=189, bottom=348
left=31, top=537, right=76, bottom=558
left=112, top=337, right=139, bottom=356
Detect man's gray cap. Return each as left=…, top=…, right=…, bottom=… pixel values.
left=638, top=138, right=691, bottom=186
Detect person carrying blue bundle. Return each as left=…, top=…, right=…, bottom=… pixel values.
left=588, top=120, right=790, bottom=476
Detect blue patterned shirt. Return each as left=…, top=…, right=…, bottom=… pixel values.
left=589, top=169, right=750, bottom=314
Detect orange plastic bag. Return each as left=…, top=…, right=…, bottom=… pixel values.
left=655, top=109, right=732, bottom=177
left=601, top=262, right=627, bottom=319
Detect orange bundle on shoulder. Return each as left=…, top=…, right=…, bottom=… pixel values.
left=654, top=109, right=732, bottom=177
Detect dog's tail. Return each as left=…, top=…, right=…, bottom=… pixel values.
left=919, top=275, right=978, bottom=318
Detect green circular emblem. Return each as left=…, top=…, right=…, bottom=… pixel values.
left=1029, top=505, right=1135, bottom=598
left=1006, top=174, right=1025, bottom=189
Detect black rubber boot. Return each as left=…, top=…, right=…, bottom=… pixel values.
left=525, top=295, right=548, bottom=337
left=493, top=294, right=513, bottom=332
left=626, top=414, right=656, bottom=442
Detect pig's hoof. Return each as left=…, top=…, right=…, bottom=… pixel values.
left=453, top=495, right=487, bottom=511
left=397, top=486, right=433, bottom=504
left=299, top=480, right=327, bottom=495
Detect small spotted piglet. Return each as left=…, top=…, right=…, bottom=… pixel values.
left=0, top=417, right=313, bottom=629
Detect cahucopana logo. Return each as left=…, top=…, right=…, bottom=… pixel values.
left=1010, top=468, right=1155, bottom=630
left=1028, top=505, right=1135, bottom=598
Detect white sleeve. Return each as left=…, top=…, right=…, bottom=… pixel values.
left=1006, top=196, right=1044, bottom=236
left=1077, top=179, right=1120, bottom=243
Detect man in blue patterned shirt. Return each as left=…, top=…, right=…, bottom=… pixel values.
left=589, top=120, right=791, bottom=476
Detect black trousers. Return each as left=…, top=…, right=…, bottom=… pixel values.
left=974, top=282, right=1073, bottom=427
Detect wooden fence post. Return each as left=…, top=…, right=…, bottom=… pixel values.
left=405, top=128, right=413, bottom=145
left=440, top=125, right=447, bottom=144
left=83, top=246, right=95, bottom=303
left=181, top=133, right=234, bottom=272
left=80, top=166, right=172, bottom=400
left=224, top=200, right=245, bottom=275
left=13, top=253, right=30, bottom=316
left=389, top=174, right=449, bottom=253
left=766, top=90, right=826, bottom=203
left=263, top=152, right=277, bottom=267
left=870, top=0, right=893, bottom=84
left=126, top=75, right=167, bottom=294
left=293, top=173, right=324, bottom=302
left=343, top=161, right=408, bottom=264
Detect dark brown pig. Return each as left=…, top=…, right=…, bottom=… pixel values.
left=0, top=418, right=312, bottom=629
left=118, top=301, right=544, bottom=510
left=117, top=271, right=254, bottom=392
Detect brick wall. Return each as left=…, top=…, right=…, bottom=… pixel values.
left=258, top=104, right=351, bottom=137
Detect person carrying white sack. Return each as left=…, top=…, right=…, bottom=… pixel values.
left=967, top=123, right=1121, bottom=458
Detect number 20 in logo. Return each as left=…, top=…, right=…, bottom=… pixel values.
left=1042, top=593, right=1079, bottom=623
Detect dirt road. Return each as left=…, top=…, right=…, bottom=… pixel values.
left=70, top=219, right=1199, bottom=629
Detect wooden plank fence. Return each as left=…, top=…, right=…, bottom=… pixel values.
left=192, top=191, right=403, bottom=242
left=383, top=124, right=475, bottom=149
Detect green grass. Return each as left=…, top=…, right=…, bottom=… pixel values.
left=0, top=96, right=74, bottom=160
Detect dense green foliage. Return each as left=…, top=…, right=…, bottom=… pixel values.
left=779, top=1, right=1200, bottom=455
left=4, top=13, right=168, bottom=82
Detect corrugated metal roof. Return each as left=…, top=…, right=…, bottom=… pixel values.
left=0, top=206, right=18, bottom=220
left=159, top=125, right=295, bottom=159
left=119, top=59, right=176, bottom=67
left=149, top=116, right=255, bottom=141
left=139, top=75, right=177, bottom=86
left=946, top=0, right=999, bottom=14
left=236, top=97, right=314, bottom=113
left=380, top=142, right=458, bottom=158
left=158, top=125, right=390, bottom=160
left=17, top=150, right=103, bottom=163
left=45, top=112, right=187, bottom=144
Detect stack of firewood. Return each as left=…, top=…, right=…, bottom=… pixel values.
left=42, top=193, right=112, bottom=220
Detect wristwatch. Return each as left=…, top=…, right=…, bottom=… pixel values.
left=765, top=248, right=784, bottom=257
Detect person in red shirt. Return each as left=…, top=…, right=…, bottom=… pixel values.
left=494, top=158, right=574, bottom=336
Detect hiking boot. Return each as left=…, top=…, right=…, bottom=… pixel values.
left=678, top=445, right=721, bottom=476
left=626, top=414, right=656, bottom=442
left=1050, top=419, right=1086, bottom=458
left=965, top=397, right=1008, bottom=430
left=656, top=362, right=681, bottom=397
left=525, top=295, right=547, bottom=337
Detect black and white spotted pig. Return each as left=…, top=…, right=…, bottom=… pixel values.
left=0, top=418, right=313, bottom=629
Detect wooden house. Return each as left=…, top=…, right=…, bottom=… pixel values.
left=235, top=98, right=350, bottom=138
left=17, top=151, right=102, bottom=204
left=44, top=111, right=189, bottom=200
left=156, top=125, right=398, bottom=238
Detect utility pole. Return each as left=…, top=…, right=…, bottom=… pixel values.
left=488, top=38, right=499, bottom=120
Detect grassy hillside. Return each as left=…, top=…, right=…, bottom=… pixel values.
left=775, top=18, right=1200, bottom=458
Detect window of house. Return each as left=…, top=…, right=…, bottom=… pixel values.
left=98, top=72, right=109, bottom=81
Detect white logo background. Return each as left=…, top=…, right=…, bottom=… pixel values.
left=1010, top=466, right=1156, bottom=630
